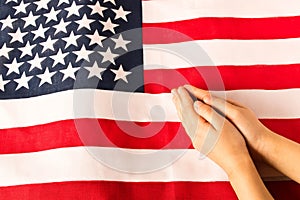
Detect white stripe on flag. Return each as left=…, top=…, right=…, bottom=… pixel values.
left=1, top=89, right=300, bottom=129
left=0, top=147, right=286, bottom=187
left=143, top=38, right=300, bottom=69
left=142, top=0, right=300, bottom=22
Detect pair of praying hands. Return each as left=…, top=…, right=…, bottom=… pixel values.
left=171, top=85, right=300, bottom=200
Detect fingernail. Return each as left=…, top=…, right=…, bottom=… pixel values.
left=178, top=86, right=186, bottom=94
left=171, top=89, right=176, bottom=95
left=203, top=95, right=211, bottom=103
left=194, top=101, right=202, bottom=112
left=184, top=84, right=191, bottom=89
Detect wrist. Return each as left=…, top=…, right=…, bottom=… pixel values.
left=226, top=154, right=255, bottom=179
left=249, top=124, right=272, bottom=156
left=227, top=155, right=274, bottom=200
left=254, top=128, right=274, bottom=157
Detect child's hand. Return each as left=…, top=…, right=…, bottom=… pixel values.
left=171, top=86, right=251, bottom=175
left=182, top=85, right=300, bottom=185
left=172, top=86, right=276, bottom=200
left=183, top=85, right=269, bottom=155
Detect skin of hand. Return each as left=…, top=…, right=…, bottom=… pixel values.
left=183, top=84, right=300, bottom=184
left=171, top=86, right=274, bottom=200
left=171, top=86, right=249, bottom=173
left=183, top=85, right=267, bottom=153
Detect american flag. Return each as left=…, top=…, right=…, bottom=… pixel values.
left=0, top=0, right=300, bottom=199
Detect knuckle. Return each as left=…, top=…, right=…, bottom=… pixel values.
left=231, top=107, right=244, bottom=119
left=201, top=105, right=212, bottom=116
left=244, top=106, right=254, bottom=114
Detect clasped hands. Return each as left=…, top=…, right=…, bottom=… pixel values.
left=172, top=85, right=300, bottom=200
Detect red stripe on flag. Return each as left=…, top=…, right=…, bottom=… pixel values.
left=0, top=119, right=190, bottom=153
left=144, top=64, right=300, bottom=93
left=0, top=181, right=299, bottom=200
left=143, top=16, right=300, bottom=44
left=0, top=119, right=299, bottom=154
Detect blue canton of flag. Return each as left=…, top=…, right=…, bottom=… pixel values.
left=0, top=0, right=144, bottom=99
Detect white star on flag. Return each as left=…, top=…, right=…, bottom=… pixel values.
left=23, top=11, right=39, bottom=28
left=13, top=1, right=30, bottom=15
left=86, top=30, right=106, bottom=46
left=65, top=1, right=83, bottom=18
left=37, top=67, right=55, bottom=86
left=112, top=6, right=131, bottom=22
left=0, top=15, right=17, bottom=30
left=50, top=49, right=68, bottom=67
left=33, top=0, right=50, bottom=11
left=4, top=58, right=21, bottom=75
left=44, top=7, right=60, bottom=24
left=28, top=54, right=46, bottom=71
left=85, top=61, right=105, bottom=79
left=40, top=36, right=58, bottom=53
left=59, top=63, right=80, bottom=81
left=100, top=17, right=118, bottom=34
left=0, top=43, right=13, bottom=59
left=88, top=2, right=107, bottom=17
left=53, top=18, right=71, bottom=35
left=0, top=75, right=10, bottom=92
left=75, top=14, right=95, bottom=31
left=57, top=0, right=70, bottom=7
left=1, top=0, right=138, bottom=97
left=62, top=31, right=81, bottom=48
left=6, top=0, right=19, bottom=3
left=19, top=41, right=35, bottom=58
left=14, top=72, right=31, bottom=90
left=8, top=27, right=27, bottom=43
left=111, top=34, right=131, bottom=51
left=111, top=65, right=132, bottom=83
left=98, top=47, right=118, bottom=65
left=103, top=0, right=116, bottom=6
left=73, top=44, right=94, bottom=63
left=32, top=24, right=49, bottom=41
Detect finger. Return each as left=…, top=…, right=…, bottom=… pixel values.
left=225, top=98, right=246, bottom=108
left=192, top=120, right=214, bottom=150
left=184, top=84, right=245, bottom=108
left=183, top=115, right=210, bottom=142
left=202, top=95, right=243, bottom=121
left=194, top=100, right=224, bottom=130
left=177, top=86, right=195, bottom=110
left=184, top=85, right=208, bottom=100
left=174, top=87, right=213, bottom=141
left=176, top=86, right=204, bottom=128
left=171, top=88, right=179, bottom=102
